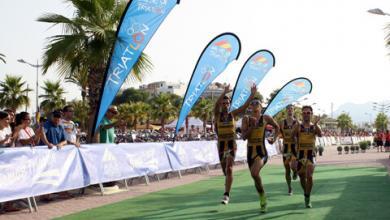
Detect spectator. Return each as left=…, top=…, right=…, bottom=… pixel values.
left=61, top=105, right=80, bottom=147
left=0, top=111, right=13, bottom=148
left=189, top=125, right=198, bottom=140
left=99, top=105, right=119, bottom=144
left=14, top=112, right=42, bottom=147
left=40, top=110, right=67, bottom=149
left=3, top=109, right=15, bottom=131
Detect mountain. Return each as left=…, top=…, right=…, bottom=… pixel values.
left=333, top=101, right=390, bottom=123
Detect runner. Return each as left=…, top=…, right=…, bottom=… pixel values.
left=279, top=104, right=298, bottom=195
left=292, top=105, right=322, bottom=208
left=241, top=98, right=279, bottom=213
left=214, top=84, right=256, bottom=205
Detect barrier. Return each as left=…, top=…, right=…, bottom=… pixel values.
left=0, top=136, right=368, bottom=204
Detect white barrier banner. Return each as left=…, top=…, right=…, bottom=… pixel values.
left=165, top=141, right=220, bottom=170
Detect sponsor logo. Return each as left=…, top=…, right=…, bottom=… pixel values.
left=231, top=76, right=257, bottom=110
left=137, top=0, right=168, bottom=14
left=290, top=81, right=308, bottom=94
left=200, top=66, right=215, bottom=83
left=294, top=81, right=305, bottom=88
left=250, top=54, right=268, bottom=70
left=210, top=40, right=232, bottom=62
left=183, top=66, right=215, bottom=108
left=106, top=23, right=150, bottom=86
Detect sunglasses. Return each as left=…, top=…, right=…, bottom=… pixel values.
left=250, top=101, right=261, bottom=106
left=303, top=112, right=312, bottom=115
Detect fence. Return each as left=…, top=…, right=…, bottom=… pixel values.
left=0, top=136, right=372, bottom=210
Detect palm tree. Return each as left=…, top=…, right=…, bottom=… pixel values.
left=0, top=75, right=31, bottom=111
left=118, top=103, right=134, bottom=127
left=65, top=68, right=88, bottom=102
left=337, top=113, right=353, bottom=133
left=38, top=0, right=153, bottom=141
left=0, top=53, right=5, bottom=64
left=375, top=112, right=388, bottom=131
left=192, top=98, right=213, bottom=135
left=68, top=99, right=89, bottom=131
left=39, top=80, right=66, bottom=115
left=150, top=93, right=177, bottom=130
left=128, top=102, right=149, bottom=130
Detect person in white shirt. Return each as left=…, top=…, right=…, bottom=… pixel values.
left=61, top=105, right=80, bottom=147
left=0, top=111, right=13, bottom=147
left=14, top=112, right=42, bottom=147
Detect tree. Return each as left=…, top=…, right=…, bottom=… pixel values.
left=67, top=99, right=89, bottom=131
left=39, top=80, right=66, bottom=115
left=128, top=102, right=149, bottom=130
left=38, top=0, right=153, bottom=142
left=337, top=113, right=353, bottom=132
left=0, top=75, right=31, bottom=111
left=65, top=68, right=88, bottom=102
left=113, top=88, right=150, bottom=105
left=266, top=89, right=279, bottom=104
left=0, top=53, right=5, bottom=64
left=150, top=93, right=177, bottom=130
left=192, top=98, right=213, bottom=134
left=375, top=112, right=388, bottom=131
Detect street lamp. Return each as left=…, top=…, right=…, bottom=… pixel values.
left=17, top=59, right=42, bottom=113
left=367, top=8, right=390, bottom=16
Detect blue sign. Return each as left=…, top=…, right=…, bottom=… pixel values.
left=230, top=50, right=275, bottom=112
left=175, top=33, right=241, bottom=134
left=264, top=77, right=312, bottom=116
left=95, top=0, right=180, bottom=131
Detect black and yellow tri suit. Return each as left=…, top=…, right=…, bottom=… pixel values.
left=247, top=116, right=268, bottom=168
left=216, top=112, right=236, bottom=162
left=281, top=119, right=297, bottom=162
left=297, top=124, right=316, bottom=171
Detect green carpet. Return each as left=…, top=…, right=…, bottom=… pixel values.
left=57, top=165, right=390, bottom=220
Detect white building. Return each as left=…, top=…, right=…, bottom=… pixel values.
left=201, top=82, right=226, bottom=100
left=139, top=81, right=186, bottom=96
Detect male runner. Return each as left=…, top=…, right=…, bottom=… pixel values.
left=292, top=105, right=322, bottom=208
left=241, top=98, right=279, bottom=213
left=279, top=104, right=298, bottom=195
left=214, top=84, right=256, bottom=205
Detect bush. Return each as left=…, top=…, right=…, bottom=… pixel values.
left=344, top=146, right=349, bottom=153
left=318, top=146, right=324, bottom=156
left=337, top=146, right=342, bottom=152
left=359, top=141, right=368, bottom=152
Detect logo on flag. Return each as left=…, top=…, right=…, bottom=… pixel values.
left=137, top=0, right=168, bottom=14
left=210, top=40, right=232, bottom=62
left=201, top=66, right=215, bottom=83
left=250, top=55, right=268, bottom=70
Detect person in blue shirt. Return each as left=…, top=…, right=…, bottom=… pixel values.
left=41, top=110, right=67, bottom=149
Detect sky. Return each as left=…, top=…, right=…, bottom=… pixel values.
left=1, top=0, right=390, bottom=118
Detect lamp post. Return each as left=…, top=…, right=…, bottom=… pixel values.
left=367, top=8, right=390, bottom=16
left=17, top=59, right=42, bottom=113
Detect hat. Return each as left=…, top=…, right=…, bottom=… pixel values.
left=108, top=105, right=118, bottom=114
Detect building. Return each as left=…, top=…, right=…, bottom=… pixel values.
left=201, top=82, right=226, bottom=100
left=139, top=81, right=185, bottom=96
left=321, top=118, right=338, bottom=131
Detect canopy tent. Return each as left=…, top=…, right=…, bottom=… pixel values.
left=166, top=117, right=210, bottom=131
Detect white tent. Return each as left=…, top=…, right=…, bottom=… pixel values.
left=166, top=117, right=208, bottom=130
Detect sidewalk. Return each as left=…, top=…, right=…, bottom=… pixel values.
left=1, top=145, right=389, bottom=220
